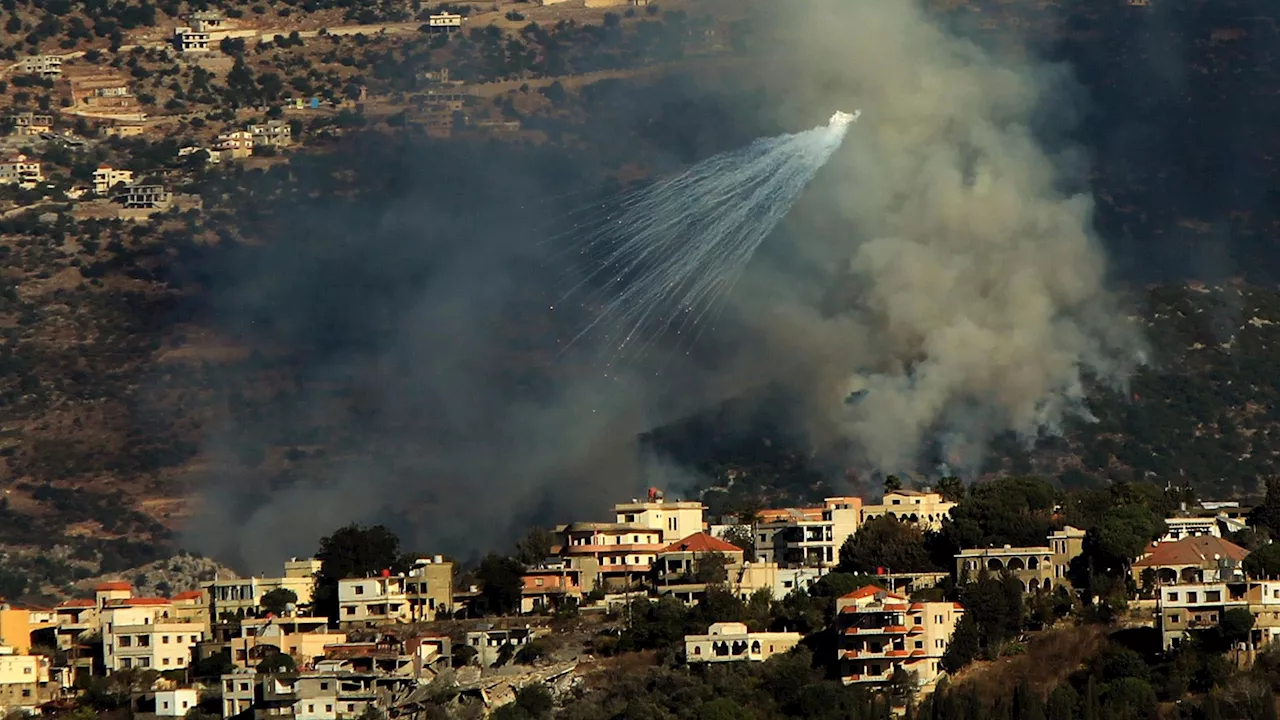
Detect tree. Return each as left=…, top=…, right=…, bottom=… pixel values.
left=515, top=527, right=554, bottom=566
left=260, top=588, right=297, bottom=616
left=884, top=475, right=903, bottom=493
left=1218, top=607, right=1255, bottom=646
left=837, top=516, right=937, bottom=575
left=693, top=551, right=730, bottom=584
left=476, top=554, right=524, bottom=616
left=256, top=650, right=296, bottom=674
left=941, top=613, right=980, bottom=673
left=721, top=525, right=756, bottom=561
left=1244, top=542, right=1280, bottom=579
left=314, top=524, right=403, bottom=622
left=937, top=476, right=965, bottom=502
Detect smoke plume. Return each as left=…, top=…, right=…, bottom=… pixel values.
left=733, top=0, right=1147, bottom=474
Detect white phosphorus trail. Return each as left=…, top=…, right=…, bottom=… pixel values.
left=556, top=110, right=859, bottom=363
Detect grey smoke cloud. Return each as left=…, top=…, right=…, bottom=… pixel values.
left=733, top=0, right=1147, bottom=473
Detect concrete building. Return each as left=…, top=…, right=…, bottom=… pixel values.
left=955, top=545, right=1056, bottom=592
left=1156, top=581, right=1249, bottom=650
left=0, top=154, right=43, bottom=186
left=860, top=490, right=956, bottom=532
left=654, top=533, right=745, bottom=605
left=0, top=646, right=51, bottom=712
left=756, top=497, right=862, bottom=568
left=154, top=688, right=199, bottom=717
left=221, top=669, right=414, bottom=720
left=427, top=12, right=462, bottom=32
left=101, top=595, right=203, bottom=673
left=214, top=130, right=254, bottom=160
left=113, top=181, right=171, bottom=210
left=7, top=113, right=52, bottom=136
left=463, top=627, right=537, bottom=668
left=559, top=522, right=664, bottom=591
left=776, top=567, right=826, bottom=598
left=93, top=166, right=135, bottom=195
left=230, top=615, right=345, bottom=670
left=613, top=489, right=706, bottom=543
left=188, top=10, right=226, bottom=32
left=14, top=55, right=62, bottom=79
left=405, top=557, right=453, bottom=621
left=174, top=27, right=211, bottom=53
left=684, top=622, right=801, bottom=664
left=520, top=559, right=583, bottom=614
left=205, top=558, right=320, bottom=620
left=836, top=586, right=963, bottom=689
left=337, top=575, right=410, bottom=626
left=249, top=120, right=292, bottom=148
left=1132, top=535, right=1249, bottom=586
left=0, top=606, right=52, bottom=655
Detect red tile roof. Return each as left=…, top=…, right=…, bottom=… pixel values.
left=171, top=591, right=203, bottom=601
left=94, top=582, right=132, bottom=592
left=840, top=585, right=905, bottom=601
left=105, top=597, right=170, bottom=607
left=1132, top=536, right=1249, bottom=569
left=660, top=532, right=743, bottom=554
left=57, top=599, right=94, bottom=608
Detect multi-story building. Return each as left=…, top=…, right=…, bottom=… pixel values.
left=860, top=490, right=956, bottom=532
left=230, top=615, right=345, bottom=669
left=836, top=586, right=963, bottom=689
left=93, top=166, right=135, bottom=195
left=613, top=489, right=706, bottom=543
left=100, top=596, right=204, bottom=673
left=1047, top=526, right=1086, bottom=587
left=337, top=575, right=410, bottom=626
left=314, top=635, right=450, bottom=680
left=405, top=557, right=453, bottom=621
left=955, top=545, right=1055, bottom=592
left=463, top=626, right=538, bottom=668
left=6, top=113, right=52, bottom=136
left=0, top=646, right=52, bottom=712
left=113, top=182, right=171, bottom=209
left=214, top=131, right=254, bottom=160
left=248, top=120, right=292, bottom=148
left=0, top=155, right=43, bottom=186
left=188, top=10, right=226, bottom=32
left=558, top=522, right=664, bottom=591
left=653, top=533, right=746, bottom=605
left=221, top=669, right=414, bottom=720
left=520, top=559, right=583, bottom=614
left=756, top=497, right=862, bottom=568
left=14, top=55, right=62, bottom=79
left=0, top=606, right=53, bottom=655
left=1160, top=516, right=1221, bottom=542
left=684, top=622, right=801, bottom=663
left=205, top=558, right=319, bottom=620
left=1156, top=581, right=1249, bottom=650
left=1132, top=535, right=1249, bottom=586
left=173, top=27, right=211, bottom=53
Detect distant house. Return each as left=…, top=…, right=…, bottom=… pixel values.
left=214, top=131, right=254, bottom=160
left=113, top=180, right=171, bottom=209
left=188, top=10, right=226, bottom=33
left=684, top=622, right=801, bottom=664
left=248, top=120, right=292, bottom=149
left=7, top=113, right=53, bottom=137
left=427, top=12, right=462, bottom=33
left=463, top=626, right=538, bottom=667
left=173, top=27, right=211, bottom=53
left=836, top=585, right=962, bottom=689
left=653, top=532, right=745, bottom=605
left=0, top=154, right=43, bottom=186
left=93, top=166, right=134, bottom=195
left=1132, top=535, right=1250, bottom=586
left=14, top=55, right=62, bottom=79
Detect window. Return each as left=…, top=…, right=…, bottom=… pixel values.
left=141, top=658, right=151, bottom=668
left=536, top=578, right=544, bottom=586
left=934, top=615, right=943, bottom=623
left=1187, top=592, right=1198, bottom=603
left=1170, top=614, right=1181, bottom=624
left=347, top=705, right=355, bottom=712
left=935, top=639, right=945, bottom=649
left=320, top=682, right=330, bottom=691
left=1167, top=592, right=1179, bottom=602
left=1194, top=615, right=1203, bottom=623
left=22, top=666, right=31, bottom=674
left=344, top=607, right=355, bottom=615
left=914, top=641, right=923, bottom=649
left=240, top=683, right=249, bottom=692
left=355, top=585, right=365, bottom=595
left=162, top=703, right=170, bottom=710
left=668, top=517, right=678, bottom=531
left=325, top=706, right=333, bottom=713
left=122, top=658, right=133, bottom=669
left=120, top=636, right=133, bottom=647
left=21, top=690, right=30, bottom=698
left=1206, top=591, right=1222, bottom=602
left=163, top=635, right=170, bottom=644
left=307, top=705, right=314, bottom=713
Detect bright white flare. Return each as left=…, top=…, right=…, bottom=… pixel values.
left=558, top=113, right=855, bottom=360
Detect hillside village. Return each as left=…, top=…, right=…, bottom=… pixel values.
left=0, top=480, right=1276, bottom=718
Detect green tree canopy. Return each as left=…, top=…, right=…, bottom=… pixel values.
left=260, top=588, right=298, bottom=617
left=1244, top=542, right=1280, bottom=579
left=476, top=554, right=525, bottom=616
left=314, top=524, right=403, bottom=621
left=837, top=515, right=938, bottom=575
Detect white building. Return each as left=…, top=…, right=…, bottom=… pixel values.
left=614, top=491, right=706, bottom=544
left=248, top=120, right=292, bottom=148
left=756, top=497, right=862, bottom=568
left=463, top=627, right=537, bottom=667
left=93, top=166, right=134, bottom=195
left=0, top=155, right=43, bottom=186
left=155, top=688, right=199, bottom=717
left=685, top=622, right=802, bottom=664
left=205, top=558, right=320, bottom=619
left=101, top=598, right=203, bottom=673
left=337, top=575, right=410, bottom=626
left=174, top=27, right=211, bottom=53
left=427, top=12, right=462, bottom=32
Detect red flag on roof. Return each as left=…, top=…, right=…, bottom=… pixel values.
left=381, top=568, right=391, bottom=578
left=875, top=567, right=887, bottom=576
